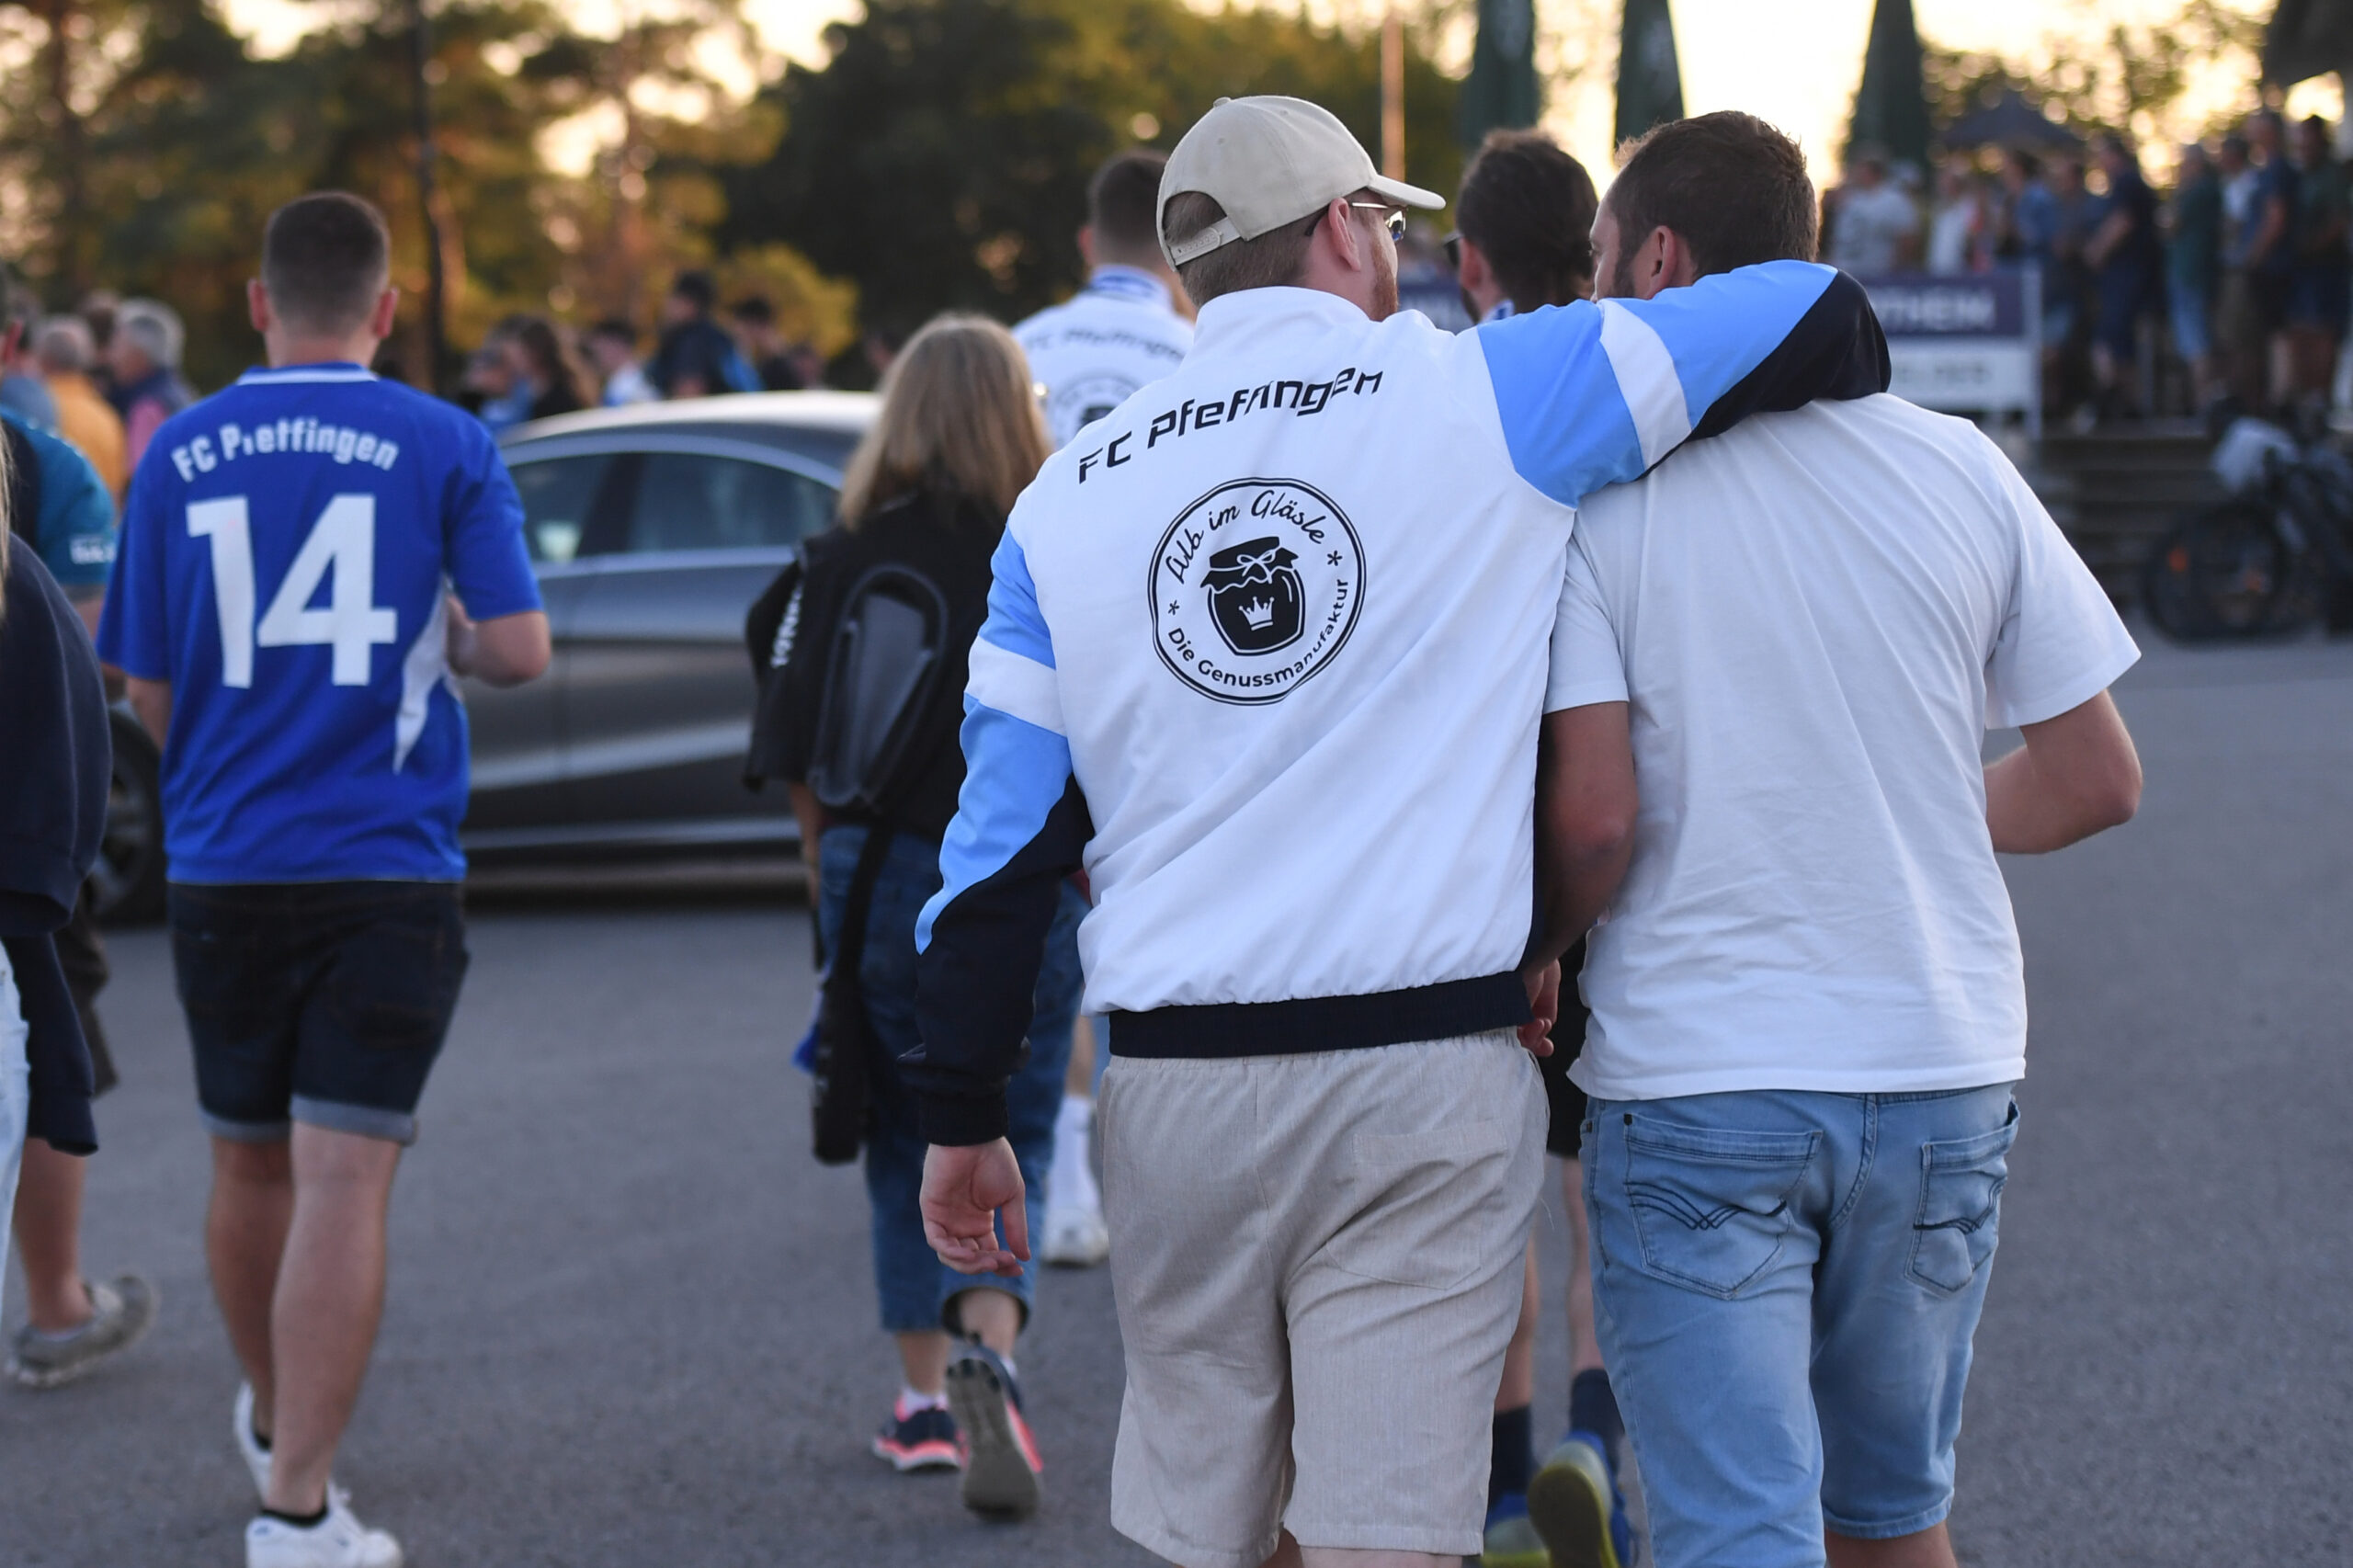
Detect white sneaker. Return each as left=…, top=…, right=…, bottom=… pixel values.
left=235, top=1383, right=353, bottom=1513
left=233, top=1383, right=273, bottom=1501
left=1040, top=1203, right=1109, bottom=1267
left=245, top=1494, right=403, bottom=1568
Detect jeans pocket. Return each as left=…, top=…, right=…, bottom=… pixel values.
left=1624, top=1115, right=1817, bottom=1300
left=1908, top=1098, right=2019, bottom=1295
left=1327, top=1118, right=1514, bottom=1291
left=327, top=900, right=470, bottom=1053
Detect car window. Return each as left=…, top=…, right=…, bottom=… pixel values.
left=509, top=454, right=611, bottom=564
left=620, top=452, right=837, bottom=554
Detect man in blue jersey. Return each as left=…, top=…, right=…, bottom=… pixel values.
left=909, top=97, right=1885, bottom=1568
left=97, top=192, right=550, bottom=1568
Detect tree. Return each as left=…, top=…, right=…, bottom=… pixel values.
left=1924, top=0, right=2266, bottom=153
left=721, top=0, right=1462, bottom=352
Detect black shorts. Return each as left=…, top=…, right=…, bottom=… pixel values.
left=1539, top=938, right=1592, bottom=1158
left=169, top=881, right=470, bottom=1146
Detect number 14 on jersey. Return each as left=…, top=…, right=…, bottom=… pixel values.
left=189, top=494, right=399, bottom=687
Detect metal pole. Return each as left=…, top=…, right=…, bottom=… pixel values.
left=1381, top=5, right=1404, bottom=180
left=408, top=0, right=448, bottom=394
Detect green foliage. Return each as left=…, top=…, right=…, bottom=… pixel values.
left=722, top=0, right=1462, bottom=340
left=1925, top=0, right=2266, bottom=151
left=0, top=0, right=845, bottom=389
left=0, top=0, right=1461, bottom=388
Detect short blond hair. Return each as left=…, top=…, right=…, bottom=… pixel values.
left=838, top=313, right=1051, bottom=526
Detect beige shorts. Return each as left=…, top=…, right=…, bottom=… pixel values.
left=1099, top=1031, right=1545, bottom=1568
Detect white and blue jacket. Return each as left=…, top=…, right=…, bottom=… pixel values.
left=910, top=265, right=1886, bottom=1144
left=1013, top=265, right=1195, bottom=448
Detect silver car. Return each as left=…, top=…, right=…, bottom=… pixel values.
left=92, top=391, right=875, bottom=922
left=468, top=392, right=876, bottom=860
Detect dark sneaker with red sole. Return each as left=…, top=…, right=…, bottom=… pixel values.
left=945, top=1341, right=1042, bottom=1519
left=871, top=1399, right=961, bottom=1471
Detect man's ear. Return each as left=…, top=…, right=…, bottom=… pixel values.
left=1329, top=198, right=1370, bottom=274
left=1458, top=237, right=1492, bottom=295
left=247, top=278, right=273, bottom=335
left=369, top=287, right=401, bottom=341
left=1077, top=226, right=1097, bottom=269
left=1633, top=227, right=1701, bottom=299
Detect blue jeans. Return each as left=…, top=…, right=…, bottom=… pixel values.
left=816, top=824, right=1085, bottom=1335
left=1581, top=1085, right=2019, bottom=1567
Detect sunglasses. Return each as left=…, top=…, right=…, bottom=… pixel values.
left=1307, top=201, right=1408, bottom=244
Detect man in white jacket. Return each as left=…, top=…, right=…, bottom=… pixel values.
left=914, top=97, right=1887, bottom=1568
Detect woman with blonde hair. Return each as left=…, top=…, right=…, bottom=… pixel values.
left=762, top=312, right=1076, bottom=1522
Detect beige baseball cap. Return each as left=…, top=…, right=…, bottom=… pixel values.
left=1158, top=96, right=1446, bottom=267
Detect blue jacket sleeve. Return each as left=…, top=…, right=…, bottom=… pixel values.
left=910, top=530, right=1089, bottom=1146
left=1476, top=261, right=1888, bottom=506
left=27, top=424, right=118, bottom=592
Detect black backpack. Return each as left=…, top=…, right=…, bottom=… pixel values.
left=743, top=547, right=956, bottom=1165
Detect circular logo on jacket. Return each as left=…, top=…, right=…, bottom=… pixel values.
left=1148, top=477, right=1364, bottom=704
left=1047, top=372, right=1140, bottom=445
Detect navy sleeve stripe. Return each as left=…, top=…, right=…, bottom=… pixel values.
left=912, top=770, right=1091, bottom=1146
left=1687, top=271, right=1890, bottom=442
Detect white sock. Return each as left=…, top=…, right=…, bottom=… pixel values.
left=1048, top=1094, right=1100, bottom=1213
left=900, top=1384, right=948, bottom=1413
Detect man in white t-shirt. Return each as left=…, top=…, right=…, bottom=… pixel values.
left=1524, top=115, right=2143, bottom=1568
left=1012, top=148, right=1197, bottom=1270
left=1826, top=150, right=1920, bottom=276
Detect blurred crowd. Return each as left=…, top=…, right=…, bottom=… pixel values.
left=1824, top=108, right=2353, bottom=430
left=453, top=269, right=839, bottom=433
left=1, top=281, right=197, bottom=504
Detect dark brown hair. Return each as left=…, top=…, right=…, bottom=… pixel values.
left=262, top=192, right=392, bottom=335
left=1090, top=149, right=1171, bottom=260
left=1457, top=130, right=1599, bottom=312
left=1607, top=112, right=1818, bottom=283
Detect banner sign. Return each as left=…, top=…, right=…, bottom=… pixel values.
left=1860, top=267, right=2042, bottom=436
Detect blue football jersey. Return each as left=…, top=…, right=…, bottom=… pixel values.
left=97, top=362, right=541, bottom=883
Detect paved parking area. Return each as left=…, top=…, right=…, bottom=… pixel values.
left=3, top=629, right=2347, bottom=1566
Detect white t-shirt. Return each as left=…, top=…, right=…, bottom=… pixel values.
left=1828, top=182, right=1920, bottom=275
left=1546, top=394, right=2139, bottom=1101
left=1013, top=267, right=1194, bottom=448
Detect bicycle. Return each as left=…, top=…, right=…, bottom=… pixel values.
left=2142, top=419, right=2353, bottom=642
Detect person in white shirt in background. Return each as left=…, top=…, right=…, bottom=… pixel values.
left=1529, top=112, right=2142, bottom=1568
left=1826, top=149, right=1921, bottom=276
left=1010, top=146, right=1196, bottom=1269
left=585, top=319, right=658, bottom=407
left=1926, top=152, right=1987, bottom=277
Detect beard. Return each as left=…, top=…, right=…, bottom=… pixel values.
left=1609, top=250, right=1639, bottom=302
left=1369, top=232, right=1401, bottom=321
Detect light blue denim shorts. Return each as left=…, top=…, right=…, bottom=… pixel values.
left=1581, top=1084, right=2019, bottom=1567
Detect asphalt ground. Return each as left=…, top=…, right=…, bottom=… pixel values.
left=3, top=624, right=2348, bottom=1567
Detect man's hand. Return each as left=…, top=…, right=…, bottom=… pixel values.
left=1518, top=961, right=1559, bottom=1058
left=921, top=1140, right=1029, bottom=1278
